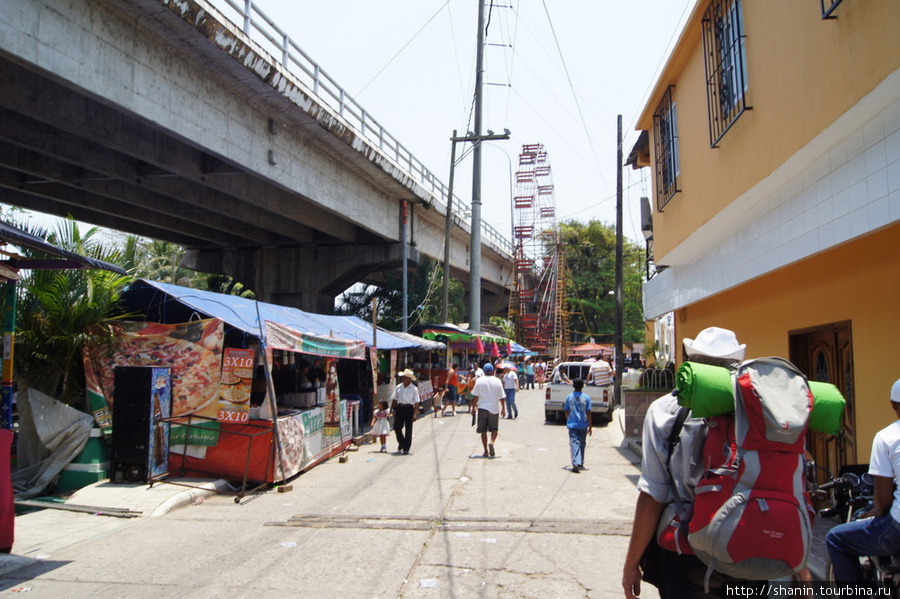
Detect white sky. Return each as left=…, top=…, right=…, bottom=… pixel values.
left=251, top=0, right=696, bottom=244
left=18, top=0, right=697, bottom=247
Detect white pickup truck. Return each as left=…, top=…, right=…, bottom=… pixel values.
left=544, top=361, right=612, bottom=423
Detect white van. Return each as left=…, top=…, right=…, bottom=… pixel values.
left=543, top=362, right=612, bottom=423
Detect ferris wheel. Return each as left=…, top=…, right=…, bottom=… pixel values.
left=508, top=143, right=566, bottom=358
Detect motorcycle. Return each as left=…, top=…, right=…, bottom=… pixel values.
left=814, top=465, right=900, bottom=590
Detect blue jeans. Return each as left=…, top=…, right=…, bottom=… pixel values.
left=568, top=427, right=587, bottom=467
left=826, top=514, right=900, bottom=581
left=505, top=389, right=517, bottom=418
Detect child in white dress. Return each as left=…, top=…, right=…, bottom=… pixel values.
left=370, top=400, right=391, bottom=452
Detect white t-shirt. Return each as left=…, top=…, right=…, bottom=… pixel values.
left=503, top=371, right=518, bottom=390
left=869, top=418, right=900, bottom=523
left=471, top=375, right=505, bottom=414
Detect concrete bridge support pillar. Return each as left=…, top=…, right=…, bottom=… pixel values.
left=184, top=243, right=417, bottom=314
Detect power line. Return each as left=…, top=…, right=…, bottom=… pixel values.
left=539, top=0, right=607, bottom=190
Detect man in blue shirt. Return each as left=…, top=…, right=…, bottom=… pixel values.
left=564, top=378, right=592, bottom=473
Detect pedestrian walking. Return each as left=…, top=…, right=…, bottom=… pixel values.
left=389, top=368, right=419, bottom=454
left=446, top=363, right=459, bottom=415
left=564, top=378, right=592, bottom=473
left=471, top=363, right=506, bottom=457
left=370, top=400, right=391, bottom=453
left=525, top=360, right=535, bottom=389
left=502, top=364, right=519, bottom=419
left=622, top=327, right=747, bottom=599
left=432, top=385, right=447, bottom=417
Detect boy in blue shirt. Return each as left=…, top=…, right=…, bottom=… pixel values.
left=564, top=378, right=592, bottom=473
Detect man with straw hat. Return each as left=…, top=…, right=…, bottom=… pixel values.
left=390, top=368, right=419, bottom=455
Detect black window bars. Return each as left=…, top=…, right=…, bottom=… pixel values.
left=653, top=86, right=679, bottom=212
left=701, top=0, right=751, bottom=148
left=821, top=0, right=845, bottom=19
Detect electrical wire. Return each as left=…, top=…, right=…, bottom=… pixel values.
left=539, top=0, right=607, bottom=190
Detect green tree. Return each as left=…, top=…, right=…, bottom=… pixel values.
left=336, top=256, right=465, bottom=329
left=557, top=220, right=645, bottom=344
left=7, top=218, right=132, bottom=405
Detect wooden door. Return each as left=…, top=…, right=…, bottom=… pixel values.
left=790, top=321, right=856, bottom=481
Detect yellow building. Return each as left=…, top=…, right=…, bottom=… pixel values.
left=632, top=0, right=900, bottom=475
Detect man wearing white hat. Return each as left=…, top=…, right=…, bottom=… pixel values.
left=622, top=327, right=746, bottom=599
left=390, top=369, right=419, bottom=455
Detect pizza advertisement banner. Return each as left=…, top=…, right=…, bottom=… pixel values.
left=217, top=348, right=254, bottom=423
left=83, top=319, right=226, bottom=433
left=322, top=358, right=342, bottom=445
left=369, top=347, right=378, bottom=398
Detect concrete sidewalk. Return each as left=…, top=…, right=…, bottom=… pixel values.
left=2, top=478, right=230, bottom=576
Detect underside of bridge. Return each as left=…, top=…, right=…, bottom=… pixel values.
left=0, top=0, right=511, bottom=319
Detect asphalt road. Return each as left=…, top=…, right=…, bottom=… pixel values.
left=3, top=387, right=655, bottom=599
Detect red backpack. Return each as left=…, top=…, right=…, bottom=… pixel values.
left=658, top=357, right=815, bottom=583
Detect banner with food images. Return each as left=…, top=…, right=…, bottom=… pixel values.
left=263, top=320, right=366, bottom=360
left=83, top=319, right=225, bottom=436
left=218, top=348, right=254, bottom=423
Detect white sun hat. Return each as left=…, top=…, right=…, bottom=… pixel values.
left=891, top=378, right=900, bottom=403
left=683, top=327, right=746, bottom=362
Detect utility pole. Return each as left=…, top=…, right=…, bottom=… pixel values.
left=401, top=200, right=409, bottom=333
left=614, top=115, right=624, bottom=408
left=442, top=129, right=510, bottom=325
left=469, top=0, right=486, bottom=332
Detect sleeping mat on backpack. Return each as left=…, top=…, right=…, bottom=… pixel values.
left=675, top=361, right=846, bottom=433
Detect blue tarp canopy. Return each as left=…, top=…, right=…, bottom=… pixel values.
left=119, top=279, right=442, bottom=351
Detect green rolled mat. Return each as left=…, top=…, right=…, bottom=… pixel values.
left=808, top=381, right=846, bottom=435
left=675, top=361, right=735, bottom=418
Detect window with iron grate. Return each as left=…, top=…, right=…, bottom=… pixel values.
left=653, top=86, right=679, bottom=212
left=702, top=0, right=750, bottom=147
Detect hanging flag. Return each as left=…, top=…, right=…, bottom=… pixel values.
left=475, top=336, right=485, bottom=354
left=491, top=342, right=500, bottom=358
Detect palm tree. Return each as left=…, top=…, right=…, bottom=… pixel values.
left=8, top=218, right=131, bottom=405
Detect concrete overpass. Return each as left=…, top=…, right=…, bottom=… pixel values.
left=0, top=0, right=513, bottom=319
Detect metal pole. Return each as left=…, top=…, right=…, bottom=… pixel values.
left=442, top=130, right=458, bottom=324
left=401, top=200, right=409, bottom=333
left=614, top=115, right=624, bottom=408
left=469, top=0, right=486, bottom=332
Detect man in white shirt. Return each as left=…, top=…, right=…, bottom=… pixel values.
left=502, top=364, right=520, bottom=419
left=389, top=368, right=420, bottom=454
left=471, top=363, right=506, bottom=458
left=827, top=377, right=900, bottom=580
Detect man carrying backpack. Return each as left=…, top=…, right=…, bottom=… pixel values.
left=622, top=327, right=746, bottom=599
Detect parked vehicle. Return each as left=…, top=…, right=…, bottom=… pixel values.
left=544, top=361, right=611, bottom=423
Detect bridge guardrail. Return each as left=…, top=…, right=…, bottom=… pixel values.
left=209, top=0, right=513, bottom=255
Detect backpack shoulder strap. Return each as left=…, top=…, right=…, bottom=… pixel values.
left=665, top=405, right=693, bottom=529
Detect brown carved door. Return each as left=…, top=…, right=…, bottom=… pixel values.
left=789, top=321, right=855, bottom=481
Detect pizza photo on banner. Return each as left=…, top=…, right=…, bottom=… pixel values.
left=322, top=358, right=342, bottom=448
left=83, top=318, right=225, bottom=436
left=218, top=348, right=254, bottom=423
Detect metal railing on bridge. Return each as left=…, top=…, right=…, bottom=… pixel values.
left=208, top=0, right=513, bottom=256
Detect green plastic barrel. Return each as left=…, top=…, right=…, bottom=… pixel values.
left=57, top=428, right=111, bottom=493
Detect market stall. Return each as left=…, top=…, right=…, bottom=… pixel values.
left=83, top=279, right=435, bottom=493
